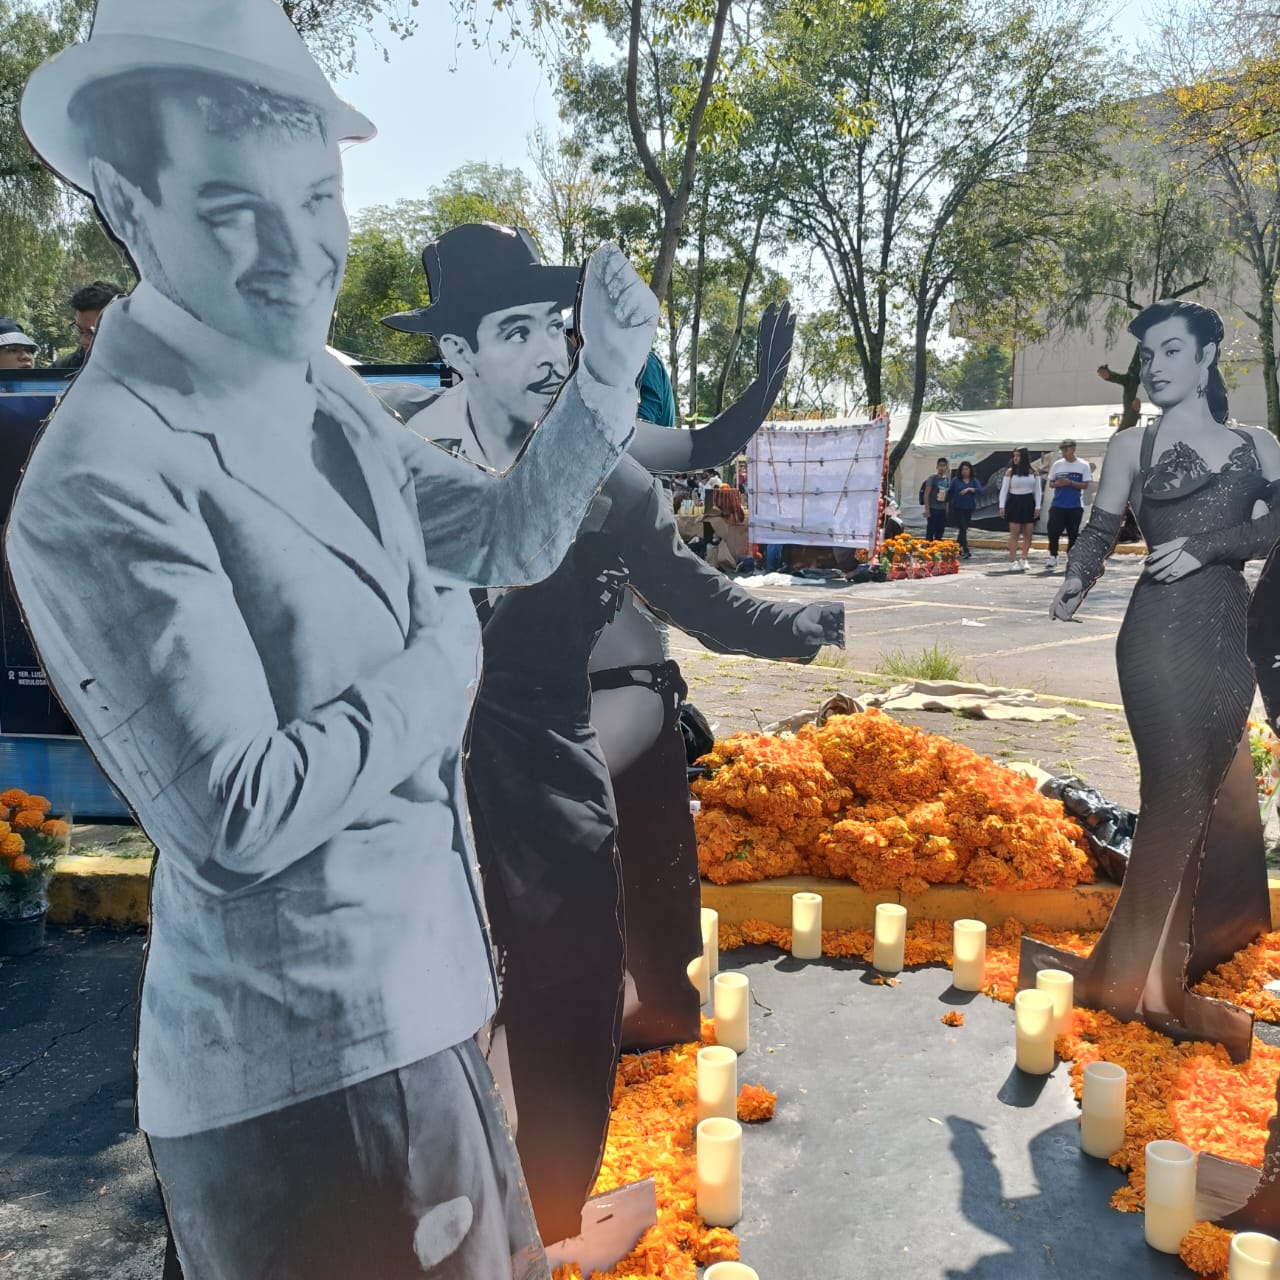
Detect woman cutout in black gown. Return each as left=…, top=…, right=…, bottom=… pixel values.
left=1020, top=300, right=1280, bottom=1064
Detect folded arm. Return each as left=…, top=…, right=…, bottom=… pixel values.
left=1181, top=431, right=1280, bottom=567
left=8, top=467, right=446, bottom=891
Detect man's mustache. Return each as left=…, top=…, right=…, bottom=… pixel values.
left=527, top=369, right=567, bottom=395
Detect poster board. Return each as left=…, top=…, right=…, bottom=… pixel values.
left=0, top=373, right=76, bottom=736
left=747, top=415, right=890, bottom=548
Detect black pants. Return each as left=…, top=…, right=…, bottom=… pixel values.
left=926, top=507, right=948, bottom=540
left=952, top=509, right=973, bottom=554
left=594, top=660, right=702, bottom=1052
left=151, top=1044, right=548, bottom=1280
left=1047, top=505, right=1083, bottom=557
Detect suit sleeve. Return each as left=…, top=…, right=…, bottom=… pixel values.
left=608, top=455, right=832, bottom=660
left=397, top=370, right=636, bottom=588
left=7, top=463, right=446, bottom=891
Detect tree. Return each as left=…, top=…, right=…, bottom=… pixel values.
left=759, top=0, right=1113, bottom=476
left=333, top=164, right=542, bottom=360
left=456, top=0, right=760, bottom=302
left=1150, top=0, right=1280, bottom=434
left=278, top=0, right=420, bottom=73
left=1056, top=141, right=1231, bottom=430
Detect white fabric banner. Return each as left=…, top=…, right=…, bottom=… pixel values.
left=747, top=416, right=890, bottom=548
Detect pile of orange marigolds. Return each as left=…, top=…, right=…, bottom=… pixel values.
left=693, top=712, right=1094, bottom=895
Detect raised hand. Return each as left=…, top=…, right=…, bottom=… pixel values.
left=577, top=244, right=660, bottom=392
left=755, top=301, right=796, bottom=411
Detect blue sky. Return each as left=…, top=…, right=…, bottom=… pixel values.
left=335, top=0, right=1153, bottom=218
left=335, top=9, right=559, bottom=215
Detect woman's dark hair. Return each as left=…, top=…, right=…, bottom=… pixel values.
left=1129, top=299, right=1229, bottom=424
left=957, top=461, right=974, bottom=480
left=1010, top=448, right=1031, bottom=477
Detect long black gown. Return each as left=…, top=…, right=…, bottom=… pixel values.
left=1020, top=425, right=1273, bottom=1063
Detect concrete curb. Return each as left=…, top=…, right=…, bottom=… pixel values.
left=963, top=537, right=1148, bottom=556
left=702, top=872, right=1280, bottom=932
left=49, top=856, right=1280, bottom=933
left=49, top=855, right=149, bottom=927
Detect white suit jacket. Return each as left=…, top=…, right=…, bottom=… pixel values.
left=5, top=286, right=634, bottom=1136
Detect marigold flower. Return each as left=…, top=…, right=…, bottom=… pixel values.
left=941, top=1011, right=965, bottom=1027
left=23, top=794, right=51, bottom=813
left=0, top=832, right=25, bottom=856
left=9, top=853, right=33, bottom=873
left=39, top=818, right=70, bottom=838
left=0, top=788, right=28, bottom=809
left=736, top=1083, right=777, bottom=1122
left=13, top=810, right=46, bottom=830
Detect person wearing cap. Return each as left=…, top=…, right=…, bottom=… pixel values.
left=384, top=223, right=842, bottom=1259
left=7, top=4, right=658, bottom=1278
left=1044, top=438, right=1091, bottom=571
left=0, top=322, right=38, bottom=369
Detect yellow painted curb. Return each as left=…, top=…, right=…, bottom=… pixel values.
left=46, top=858, right=1280, bottom=936
left=49, top=854, right=150, bottom=927
left=967, top=537, right=1148, bottom=556
left=702, top=874, right=1280, bottom=933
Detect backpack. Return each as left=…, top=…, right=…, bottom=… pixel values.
left=918, top=479, right=928, bottom=505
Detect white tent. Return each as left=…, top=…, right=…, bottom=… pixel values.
left=894, top=403, right=1147, bottom=530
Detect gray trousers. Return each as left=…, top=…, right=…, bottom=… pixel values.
left=150, top=1040, right=549, bottom=1280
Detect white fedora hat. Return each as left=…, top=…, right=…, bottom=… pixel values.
left=21, top=0, right=375, bottom=195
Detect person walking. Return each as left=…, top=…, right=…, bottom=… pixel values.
left=922, top=457, right=950, bottom=540
left=949, top=460, right=980, bottom=559
left=999, top=447, right=1041, bottom=570
left=1044, top=438, right=1091, bottom=570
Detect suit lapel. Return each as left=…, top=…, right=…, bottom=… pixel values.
left=97, top=303, right=412, bottom=635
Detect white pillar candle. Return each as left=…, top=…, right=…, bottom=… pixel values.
left=951, top=919, right=986, bottom=991
left=702, top=907, right=720, bottom=978
left=1035, top=968, right=1074, bottom=1038
left=1144, top=1140, right=1197, bottom=1254
left=1013, top=989, right=1055, bottom=1075
left=688, top=953, right=710, bottom=1006
left=791, top=892, right=822, bottom=960
left=714, top=971, right=750, bottom=1053
left=873, top=903, right=907, bottom=973
left=697, top=1117, right=743, bottom=1227
left=705, top=1264, right=760, bottom=1280
left=1230, top=1231, right=1280, bottom=1278
left=697, top=1046, right=739, bottom=1124
left=1079, top=1061, right=1127, bottom=1159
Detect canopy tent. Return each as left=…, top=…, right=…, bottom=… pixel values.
left=894, top=403, right=1146, bottom=530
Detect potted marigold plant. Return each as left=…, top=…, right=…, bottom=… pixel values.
left=0, top=788, right=70, bottom=955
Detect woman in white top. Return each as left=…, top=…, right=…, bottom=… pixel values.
left=999, top=447, right=1042, bottom=570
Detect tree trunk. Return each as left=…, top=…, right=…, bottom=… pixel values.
left=687, top=186, right=710, bottom=418
left=886, top=320, right=931, bottom=482
left=713, top=208, right=767, bottom=415
left=1259, top=299, right=1280, bottom=438
left=1117, top=344, right=1143, bottom=431
left=665, top=277, right=681, bottom=424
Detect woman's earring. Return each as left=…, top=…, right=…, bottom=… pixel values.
left=1196, top=383, right=1207, bottom=398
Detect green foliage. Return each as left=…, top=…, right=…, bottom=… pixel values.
left=876, top=642, right=965, bottom=682
left=754, top=0, right=1114, bottom=470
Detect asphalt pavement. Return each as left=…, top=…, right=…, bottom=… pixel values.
left=0, top=544, right=1226, bottom=1279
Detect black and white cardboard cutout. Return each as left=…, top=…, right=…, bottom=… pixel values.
left=8, top=6, right=655, bottom=1277
left=384, top=225, right=843, bottom=1260
left=1021, top=300, right=1280, bottom=1067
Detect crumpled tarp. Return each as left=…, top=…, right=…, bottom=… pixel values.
left=764, top=681, right=1080, bottom=729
